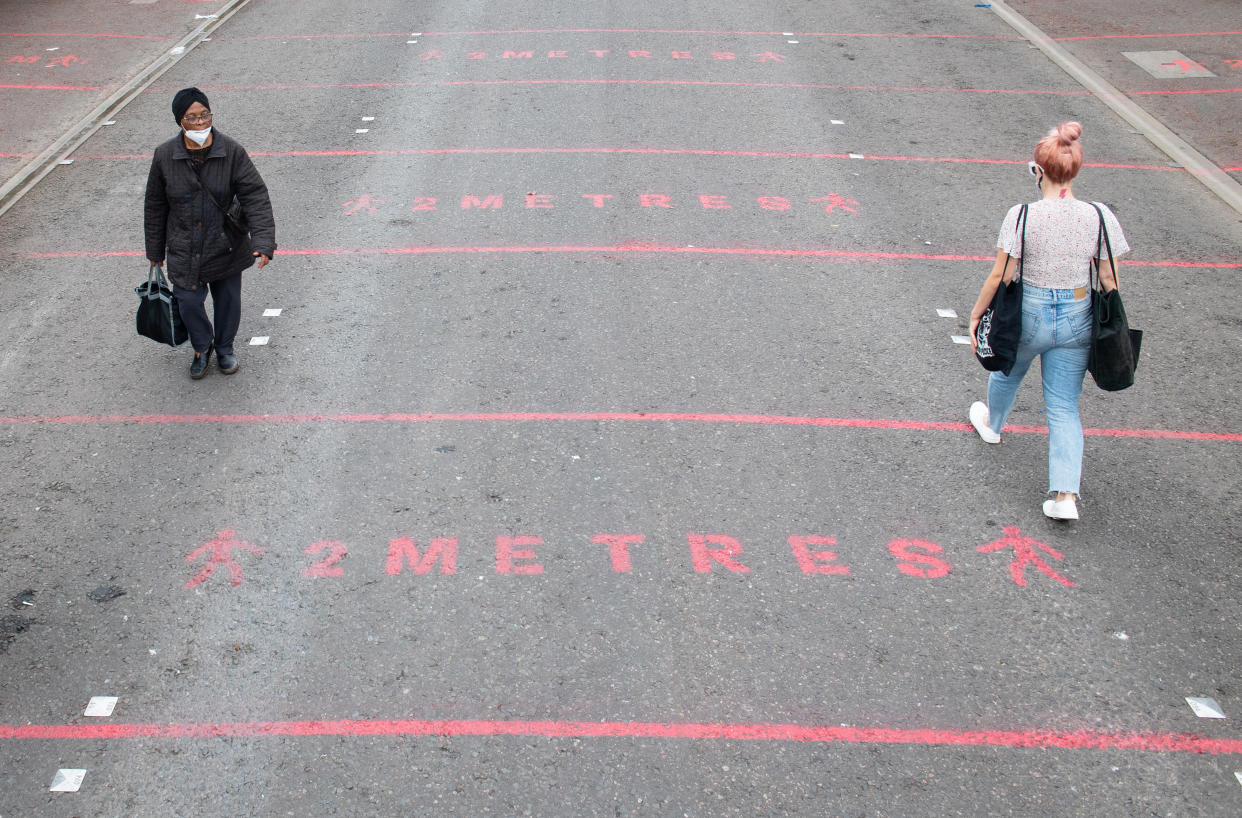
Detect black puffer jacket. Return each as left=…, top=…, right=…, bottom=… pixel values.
left=144, top=129, right=276, bottom=288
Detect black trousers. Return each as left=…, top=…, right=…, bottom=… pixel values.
left=173, top=273, right=243, bottom=355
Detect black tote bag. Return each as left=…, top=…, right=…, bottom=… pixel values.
left=135, top=263, right=188, bottom=347
left=975, top=204, right=1027, bottom=375
left=1087, top=203, right=1141, bottom=391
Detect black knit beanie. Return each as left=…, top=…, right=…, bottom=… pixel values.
left=171, top=87, right=210, bottom=124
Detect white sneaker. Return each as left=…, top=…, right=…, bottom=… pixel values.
left=969, top=401, right=1000, bottom=444
left=1043, top=497, right=1079, bottom=520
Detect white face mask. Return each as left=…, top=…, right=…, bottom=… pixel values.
left=184, top=126, right=211, bottom=146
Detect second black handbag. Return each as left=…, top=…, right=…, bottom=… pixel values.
left=974, top=204, right=1027, bottom=375
left=1087, top=203, right=1142, bottom=391
left=135, top=263, right=188, bottom=347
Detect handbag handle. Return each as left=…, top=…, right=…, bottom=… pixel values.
left=1089, top=202, right=1118, bottom=293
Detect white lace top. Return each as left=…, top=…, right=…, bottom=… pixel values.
left=997, top=199, right=1130, bottom=289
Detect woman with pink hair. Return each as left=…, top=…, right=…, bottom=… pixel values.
left=967, top=122, right=1128, bottom=521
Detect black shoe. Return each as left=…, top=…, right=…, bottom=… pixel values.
left=190, top=347, right=212, bottom=379
left=217, top=352, right=239, bottom=375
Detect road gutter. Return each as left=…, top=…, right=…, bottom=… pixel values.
left=989, top=0, right=1242, bottom=217
left=0, top=0, right=254, bottom=221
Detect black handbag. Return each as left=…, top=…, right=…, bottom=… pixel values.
left=135, top=263, right=188, bottom=346
left=975, top=204, right=1027, bottom=375
left=207, top=188, right=250, bottom=243
left=1087, top=203, right=1142, bottom=391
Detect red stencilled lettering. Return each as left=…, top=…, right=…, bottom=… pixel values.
left=1226, top=59, right=1242, bottom=68
left=640, top=193, right=673, bottom=209
left=467, top=51, right=486, bottom=60
left=411, top=197, right=438, bottom=211
left=788, top=536, right=850, bottom=575
left=302, top=541, right=348, bottom=578
left=977, top=527, right=1075, bottom=588
left=8, top=56, right=40, bottom=64
left=888, top=539, right=952, bottom=579
left=699, top=194, right=731, bottom=210
left=687, top=533, right=750, bottom=574
left=548, top=50, right=568, bottom=58
left=419, top=50, right=443, bottom=61
left=503, top=50, right=533, bottom=59
left=752, top=51, right=786, bottom=62
left=671, top=51, right=693, bottom=59
left=526, top=193, right=554, bottom=209
left=757, top=196, right=791, bottom=211
left=629, top=50, right=651, bottom=58
left=386, top=537, right=458, bottom=575
left=713, top=52, right=736, bottom=60
left=592, top=534, right=645, bottom=573
left=175, top=526, right=1080, bottom=591
left=590, top=50, right=611, bottom=58
left=496, top=536, right=544, bottom=575
left=582, top=194, right=613, bottom=208
left=185, top=530, right=264, bottom=588
left=461, top=195, right=503, bottom=210
left=343, top=194, right=385, bottom=216
left=812, top=194, right=860, bottom=214
left=46, top=55, right=83, bottom=68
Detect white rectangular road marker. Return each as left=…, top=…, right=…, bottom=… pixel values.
left=1186, top=697, right=1227, bottom=718
left=1122, top=51, right=1216, bottom=79
left=262, top=308, right=282, bottom=317
left=50, top=769, right=86, bottom=792
left=1235, top=771, right=1242, bottom=788
left=937, top=308, right=958, bottom=318
left=950, top=335, right=971, bottom=345
left=355, top=128, right=369, bottom=134
left=84, top=696, right=118, bottom=717
left=249, top=336, right=270, bottom=346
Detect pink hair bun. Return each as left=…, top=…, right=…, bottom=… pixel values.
left=1035, top=122, right=1084, bottom=183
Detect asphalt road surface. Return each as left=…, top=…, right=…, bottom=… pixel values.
left=1, top=0, right=1240, bottom=815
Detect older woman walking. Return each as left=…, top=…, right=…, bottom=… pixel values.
left=968, top=122, right=1128, bottom=521
left=144, top=87, right=276, bottom=378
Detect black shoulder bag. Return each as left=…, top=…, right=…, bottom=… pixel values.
left=975, top=204, right=1027, bottom=375
left=1087, top=203, right=1142, bottom=391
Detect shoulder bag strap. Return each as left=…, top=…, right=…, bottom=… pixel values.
left=1088, top=202, right=1117, bottom=293
left=1010, top=203, right=1028, bottom=283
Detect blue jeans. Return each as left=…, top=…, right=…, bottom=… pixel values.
left=986, top=286, right=1093, bottom=494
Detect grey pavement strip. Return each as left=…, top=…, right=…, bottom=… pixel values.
left=0, top=0, right=255, bottom=221
left=989, top=0, right=1242, bottom=217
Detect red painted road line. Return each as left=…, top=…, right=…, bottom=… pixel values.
left=1055, top=30, right=1242, bottom=41
left=17, top=246, right=1242, bottom=270
left=65, top=147, right=1180, bottom=172
left=1133, top=88, right=1242, bottom=96
left=195, top=79, right=1091, bottom=96
left=0, top=412, right=1237, bottom=443
left=0, top=83, right=103, bottom=91
left=233, top=29, right=1020, bottom=40
left=0, top=31, right=169, bottom=40
left=1, top=717, right=1240, bottom=754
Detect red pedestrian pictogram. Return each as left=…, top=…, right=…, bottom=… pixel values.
left=1161, top=59, right=1207, bottom=73
left=46, top=55, right=84, bottom=68
left=977, top=526, right=1075, bottom=588
left=185, top=529, right=265, bottom=588
left=342, top=194, right=385, bottom=215
left=811, top=194, right=859, bottom=214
